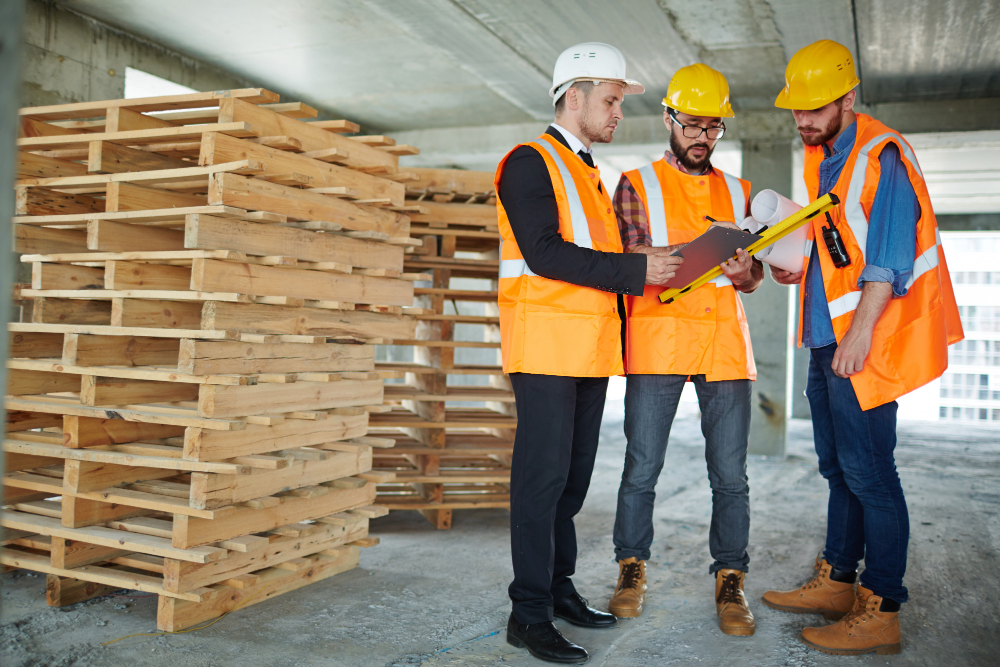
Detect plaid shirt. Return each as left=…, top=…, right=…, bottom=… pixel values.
left=614, top=151, right=706, bottom=252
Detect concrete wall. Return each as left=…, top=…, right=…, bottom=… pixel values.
left=20, top=0, right=257, bottom=107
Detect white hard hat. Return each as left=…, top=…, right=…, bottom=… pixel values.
left=550, top=42, right=645, bottom=106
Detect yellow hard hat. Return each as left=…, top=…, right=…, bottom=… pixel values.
left=775, top=40, right=860, bottom=110
left=661, top=63, right=734, bottom=118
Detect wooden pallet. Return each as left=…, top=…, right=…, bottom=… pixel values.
left=371, top=173, right=512, bottom=529
left=6, top=88, right=415, bottom=628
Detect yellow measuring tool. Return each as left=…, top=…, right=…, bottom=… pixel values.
left=658, top=192, right=841, bottom=304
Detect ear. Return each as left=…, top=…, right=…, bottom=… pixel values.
left=565, top=87, right=580, bottom=111
left=842, top=89, right=857, bottom=112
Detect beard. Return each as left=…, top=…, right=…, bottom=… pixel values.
left=670, top=132, right=714, bottom=173
left=797, top=113, right=842, bottom=146
left=579, top=104, right=616, bottom=144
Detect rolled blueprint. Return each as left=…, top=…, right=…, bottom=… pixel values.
left=739, top=189, right=810, bottom=273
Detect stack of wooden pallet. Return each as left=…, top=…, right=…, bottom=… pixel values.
left=3, top=89, right=423, bottom=630
left=370, top=168, right=514, bottom=529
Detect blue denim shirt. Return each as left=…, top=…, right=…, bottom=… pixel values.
left=801, top=121, right=920, bottom=348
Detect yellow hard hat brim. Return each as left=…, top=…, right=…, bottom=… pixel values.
left=660, top=98, right=734, bottom=118
left=774, top=79, right=860, bottom=110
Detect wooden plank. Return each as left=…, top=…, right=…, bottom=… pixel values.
left=18, top=122, right=258, bottom=151
left=80, top=375, right=200, bottom=407
left=104, top=261, right=192, bottom=291
left=106, top=107, right=179, bottom=133
left=87, top=219, right=185, bottom=252
left=17, top=160, right=257, bottom=190
left=407, top=167, right=497, bottom=195
left=63, top=458, right=176, bottom=494
left=5, top=411, right=62, bottom=432
left=173, top=483, right=375, bottom=548
left=14, top=205, right=247, bottom=227
left=9, top=321, right=234, bottom=341
left=307, top=120, right=361, bottom=133
left=5, top=368, right=79, bottom=396
left=185, top=214, right=403, bottom=271
left=191, top=259, right=412, bottom=307
left=178, top=339, right=373, bottom=375
left=5, top=395, right=243, bottom=431
left=31, top=263, right=104, bottom=290
left=32, top=297, right=112, bottom=325
left=17, top=152, right=88, bottom=179
left=202, top=301, right=415, bottom=339
left=221, top=99, right=397, bottom=173
left=191, top=448, right=370, bottom=509
left=62, top=333, right=179, bottom=367
left=46, top=574, right=119, bottom=606
left=208, top=173, right=409, bottom=238
left=111, top=298, right=202, bottom=328
left=158, top=547, right=359, bottom=631
left=20, top=89, right=278, bottom=121
left=163, top=520, right=364, bottom=593
left=14, top=225, right=89, bottom=254
left=8, top=331, right=64, bottom=359
left=201, top=133, right=404, bottom=206
left=51, top=537, right=128, bottom=569
left=184, top=413, right=367, bottom=461
left=4, top=438, right=247, bottom=474
left=105, top=182, right=205, bottom=212
left=88, top=140, right=191, bottom=174
left=198, top=378, right=382, bottom=419
left=20, top=117, right=83, bottom=138
left=16, top=186, right=104, bottom=216
left=63, top=415, right=184, bottom=448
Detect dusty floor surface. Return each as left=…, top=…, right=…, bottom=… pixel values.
left=2, top=403, right=998, bottom=667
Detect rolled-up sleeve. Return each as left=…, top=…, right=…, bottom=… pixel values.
left=859, top=142, right=920, bottom=296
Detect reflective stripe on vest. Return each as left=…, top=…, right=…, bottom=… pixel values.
left=497, top=140, right=593, bottom=279
left=638, top=164, right=741, bottom=288
left=636, top=164, right=669, bottom=247
left=824, top=230, right=941, bottom=319
left=720, top=170, right=747, bottom=225
left=843, top=132, right=925, bottom=263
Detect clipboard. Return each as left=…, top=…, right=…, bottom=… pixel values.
left=658, top=192, right=841, bottom=304
left=662, top=226, right=762, bottom=289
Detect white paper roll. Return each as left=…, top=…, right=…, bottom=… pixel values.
left=746, top=189, right=810, bottom=273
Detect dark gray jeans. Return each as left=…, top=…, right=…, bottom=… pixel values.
left=613, top=373, right=752, bottom=573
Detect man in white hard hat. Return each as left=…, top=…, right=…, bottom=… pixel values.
left=496, top=42, right=683, bottom=664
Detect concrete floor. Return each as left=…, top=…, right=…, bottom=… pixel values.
left=2, top=402, right=998, bottom=667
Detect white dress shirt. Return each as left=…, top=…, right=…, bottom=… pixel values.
left=550, top=123, right=593, bottom=158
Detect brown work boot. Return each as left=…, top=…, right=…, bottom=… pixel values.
left=800, top=585, right=902, bottom=655
left=608, top=557, right=646, bottom=618
left=761, top=559, right=856, bottom=619
left=715, top=570, right=755, bottom=636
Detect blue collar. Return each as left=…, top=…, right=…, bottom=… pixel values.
left=822, top=120, right=857, bottom=158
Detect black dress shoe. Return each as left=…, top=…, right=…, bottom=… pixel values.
left=554, top=593, right=618, bottom=628
left=506, top=614, right=589, bottom=664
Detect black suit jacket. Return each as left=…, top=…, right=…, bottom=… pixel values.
left=497, top=126, right=646, bottom=295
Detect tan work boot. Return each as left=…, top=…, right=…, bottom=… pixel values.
left=715, top=570, right=755, bottom=636
left=800, top=585, right=902, bottom=655
left=608, top=557, right=646, bottom=618
left=761, top=559, right=856, bottom=619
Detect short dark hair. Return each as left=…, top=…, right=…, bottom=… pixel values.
left=554, top=81, right=597, bottom=114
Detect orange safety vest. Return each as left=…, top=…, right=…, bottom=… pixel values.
left=495, top=133, right=625, bottom=377
left=623, top=159, right=756, bottom=381
left=799, top=113, right=964, bottom=410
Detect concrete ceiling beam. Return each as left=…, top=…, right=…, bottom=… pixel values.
left=362, top=0, right=552, bottom=121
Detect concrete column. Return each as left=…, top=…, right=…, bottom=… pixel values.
left=0, top=0, right=26, bottom=545
left=740, top=140, right=794, bottom=456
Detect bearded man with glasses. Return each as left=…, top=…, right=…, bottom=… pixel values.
left=608, top=63, right=763, bottom=636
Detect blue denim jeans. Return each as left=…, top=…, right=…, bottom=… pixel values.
left=613, top=374, right=752, bottom=573
left=808, top=343, right=909, bottom=603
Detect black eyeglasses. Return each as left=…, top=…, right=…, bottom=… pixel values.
left=668, top=108, right=726, bottom=140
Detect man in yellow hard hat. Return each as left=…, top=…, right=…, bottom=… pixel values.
left=763, top=40, right=962, bottom=656
left=607, top=63, right=763, bottom=636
